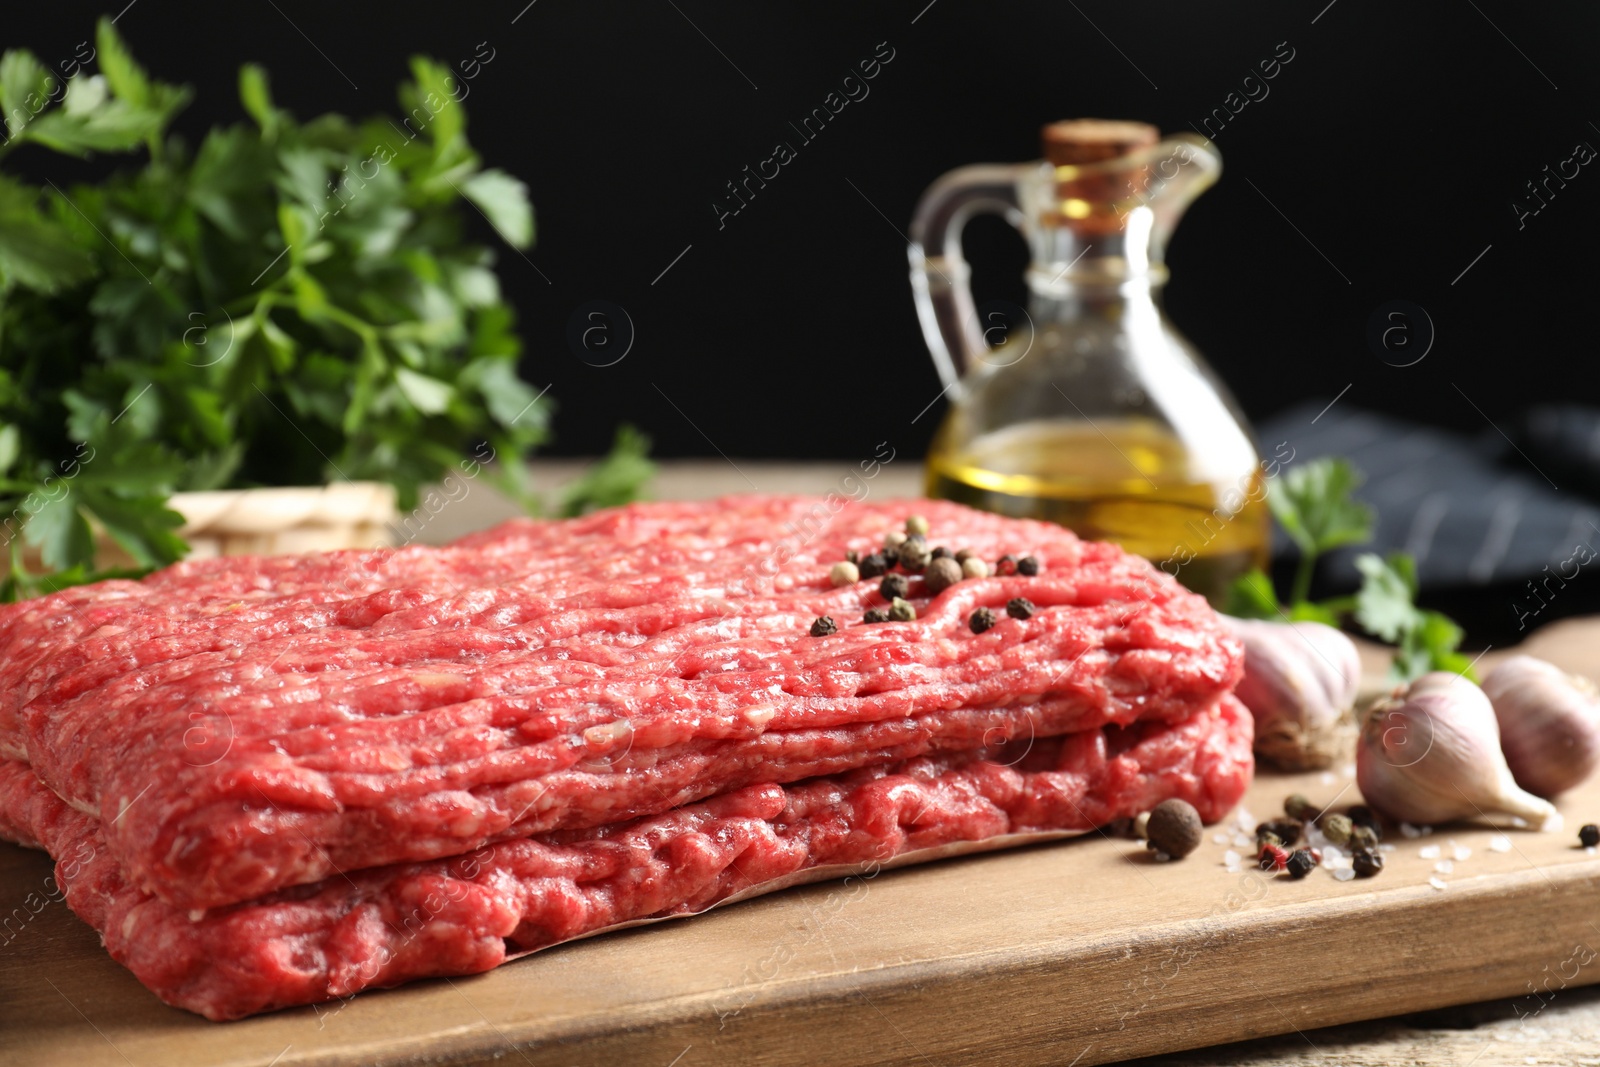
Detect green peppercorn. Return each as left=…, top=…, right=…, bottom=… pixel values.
left=863, top=608, right=890, bottom=624
left=905, top=514, right=930, bottom=536
left=1286, top=848, right=1317, bottom=879
left=1348, top=824, right=1379, bottom=852
left=859, top=553, right=889, bottom=579
left=889, top=597, right=917, bottom=622
left=880, top=574, right=909, bottom=600
left=1320, top=813, right=1354, bottom=846
left=1284, top=793, right=1317, bottom=822
left=1351, top=848, right=1383, bottom=878
left=1580, top=824, right=1599, bottom=848
left=924, top=557, right=963, bottom=595
left=1006, top=597, right=1035, bottom=620
left=897, top=535, right=931, bottom=573
left=1017, top=555, right=1040, bottom=576
left=969, top=607, right=997, bottom=634
left=809, top=616, right=837, bottom=637
left=1256, top=830, right=1283, bottom=850
left=1256, top=818, right=1303, bottom=847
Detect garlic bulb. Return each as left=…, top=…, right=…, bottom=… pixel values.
left=1224, top=617, right=1362, bottom=770
left=1357, top=672, right=1560, bottom=830
left=1481, top=655, right=1600, bottom=798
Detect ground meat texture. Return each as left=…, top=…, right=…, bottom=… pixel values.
left=0, top=497, right=1242, bottom=909
left=0, top=698, right=1252, bottom=1020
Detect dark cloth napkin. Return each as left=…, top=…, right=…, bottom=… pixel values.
left=1254, top=401, right=1600, bottom=642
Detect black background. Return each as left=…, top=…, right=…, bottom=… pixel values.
left=5, top=1, right=1598, bottom=461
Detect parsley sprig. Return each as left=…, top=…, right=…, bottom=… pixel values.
left=1225, top=458, right=1473, bottom=681
left=0, top=20, right=651, bottom=600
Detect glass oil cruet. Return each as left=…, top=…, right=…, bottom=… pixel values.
left=909, top=119, right=1270, bottom=604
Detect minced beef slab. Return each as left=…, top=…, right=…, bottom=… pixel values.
left=0, top=698, right=1252, bottom=1020
left=0, top=497, right=1242, bottom=910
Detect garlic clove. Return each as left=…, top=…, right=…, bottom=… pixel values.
left=1357, top=671, right=1559, bottom=830
left=1481, top=655, right=1600, bottom=799
left=1224, top=617, right=1362, bottom=771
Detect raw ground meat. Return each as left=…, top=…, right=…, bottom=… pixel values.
left=0, top=498, right=1242, bottom=910
left=0, top=697, right=1252, bottom=1020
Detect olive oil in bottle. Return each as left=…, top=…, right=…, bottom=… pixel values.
left=925, top=419, right=1270, bottom=604
left=908, top=119, right=1270, bottom=605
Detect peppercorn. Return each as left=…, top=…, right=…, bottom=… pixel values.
left=1017, top=555, right=1040, bottom=576
left=954, top=548, right=974, bottom=564
left=1351, top=848, right=1383, bottom=878
left=1133, top=811, right=1151, bottom=841
left=1284, top=793, right=1318, bottom=822
left=1348, top=824, right=1379, bottom=852
left=1256, top=818, right=1303, bottom=847
left=880, top=574, right=909, bottom=601
left=889, top=597, right=917, bottom=622
left=897, top=535, right=931, bottom=573
left=1320, top=813, right=1354, bottom=846
left=924, top=557, right=963, bottom=595
left=829, top=561, right=860, bottom=587
left=905, top=514, right=930, bottom=537
left=962, top=557, right=990, bottom=580
left=996, top=554, right=1019, bottom=576
left=1348, top=804, right=1381, bottom=833
left=1258, top=843, right=1289, bottom=872
left=1145, top=798, right=1203, bottom=858
left=931, top=546, right=952, bottom=561
left=809, top=616, right=837, bottom=637
left=1257, top=831, right=1283, bottom=850
left=1580, top=824, right=1600, bottom=849
left=969, top=607, right=997, bottom=634
left=1006, top=597, right=1035, bottom=620
left=863, top=607, right=889, bottom=624
left=859, top=552, right=889, bottom=579
left=884, top=530, right=908, bottom=552
left=1286, top=848, right=1317, bottom=879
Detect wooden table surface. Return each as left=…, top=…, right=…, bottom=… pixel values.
left=6, top=460, right=1600, bottom=1066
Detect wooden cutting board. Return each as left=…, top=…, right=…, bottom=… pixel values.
left=4, top=755, right=1600, bottom=1066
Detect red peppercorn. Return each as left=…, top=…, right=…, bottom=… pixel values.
left=1257, top=842, right=1288, bottom=872
left=996, top=554, right=1019, bottom=576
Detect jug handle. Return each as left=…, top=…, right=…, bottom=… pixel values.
left=907, top=164, right=1031, bottom=390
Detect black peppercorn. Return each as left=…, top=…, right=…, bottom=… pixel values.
left=845, top=549, right=859, bottom=565
left=859, top=553, right=889, bottom=579
left=1580, top=824, right=1600, bottom=849
left=1351, top=848, right=1383, bottom=878
left=954, top=548, right=974, bottom=564
left=1006, top=597, right=1035, bottom=620
left=969, top=607, right=997, bottom=634
left=1286, top=848, right=1316, bottom=879
left=863, top=608, right=890, bottom=624
left=931, top=546, right=952, bottom=561
left=809, top=616, right=837, bottom=637
left=1348, top=804, right=1381, bottom=834
left=880, top=574, right=909, bottom=600
left=1017, top=555, right=1040, bottom=576
left=897, top=535, right=931, bottom=573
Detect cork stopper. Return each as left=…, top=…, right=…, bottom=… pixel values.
left=1041, top=119, right=1159, bottom=166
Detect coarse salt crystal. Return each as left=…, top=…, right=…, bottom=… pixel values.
left=1223, top=849, right=1242, bottom=868
left=1419, top=844, right=1441, bottom=859
left=1378, top=843, right=1396, bottom=853
left=1489, top=835, right=1512, bottom=853
left=1435, top=860, right=1454, bottom=874
left=1400, top=823, right=1424, bottom=839
left=1213, top=833, right=1230, bottom=845
left=1453, top=846, right=1472, bottom=862
left=1332, top=867, right=1356, bottom=881
left=1233, top=833, right=1253, bottom=848
left=1153, top=851, right=1172, bottom=862
left=1320, top=771, right=1336, bottom=785
left=1429, top=876, right=1448, bottom=891
left=1338, top=763, right=1356, bottom=778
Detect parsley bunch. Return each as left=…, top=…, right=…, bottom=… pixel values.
left=0, top=20, right=649, bottom=600
left=1226, top=458, right=1473, bottom=681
